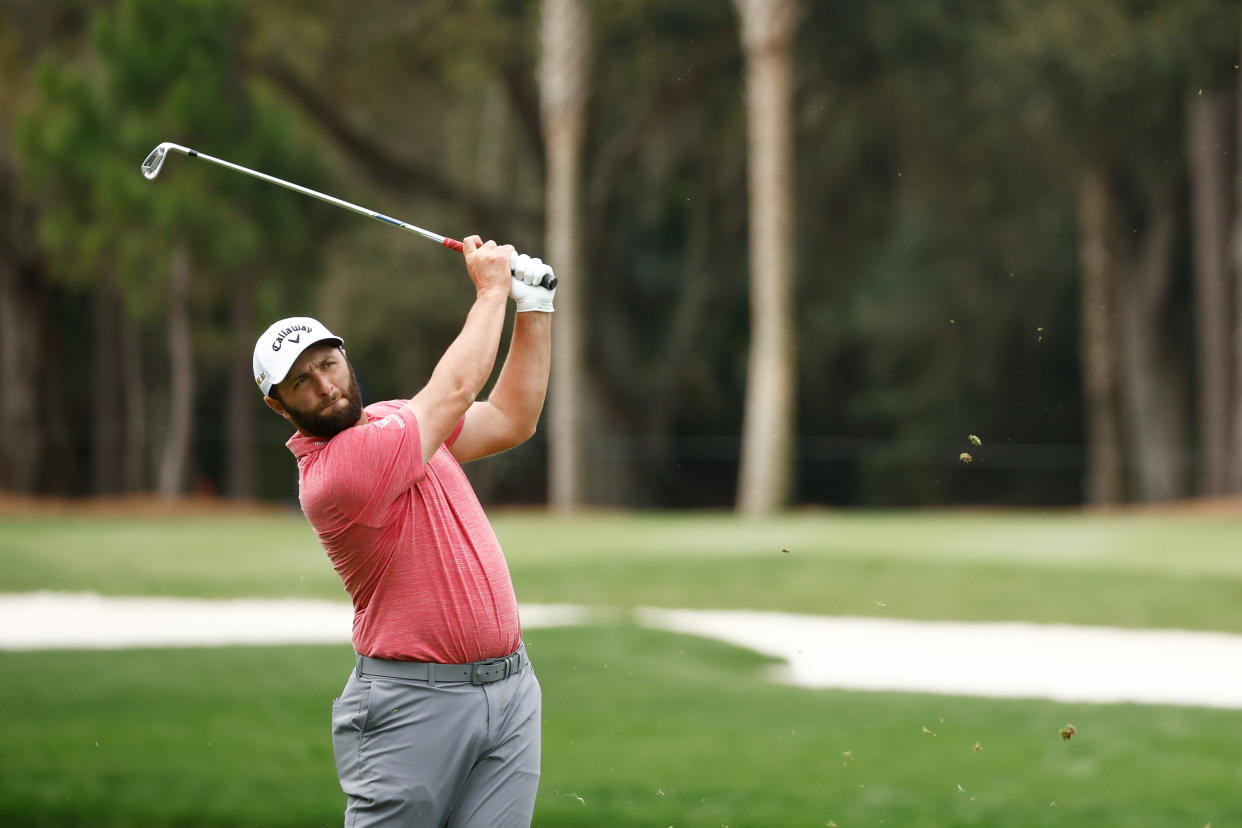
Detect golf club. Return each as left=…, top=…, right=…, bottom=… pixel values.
left=141, top=142, right=556, bottom=290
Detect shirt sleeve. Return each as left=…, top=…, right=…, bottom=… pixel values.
left=316, top=405, right=426, bottom=527
left=446, top=416, right=466, bottom=448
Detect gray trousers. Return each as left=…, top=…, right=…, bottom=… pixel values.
left=331, top=653, right=541, bottom=827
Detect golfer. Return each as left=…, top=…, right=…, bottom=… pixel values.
left=253, top=236, right=554, bottom=827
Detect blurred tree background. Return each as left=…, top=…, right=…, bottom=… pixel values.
left=1, top=0, right=1239, bottom=511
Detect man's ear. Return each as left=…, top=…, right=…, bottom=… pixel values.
left=265, top=394, right=294, bottom=424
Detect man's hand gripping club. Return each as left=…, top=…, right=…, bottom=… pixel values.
left=444, top=236, right=554, bottom=464
left=461, top=236, right=556, bottom=313
left=509, top=252, right=556, bottom=313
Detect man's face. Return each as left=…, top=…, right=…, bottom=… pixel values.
left=266, top=343, right=364, bottom=438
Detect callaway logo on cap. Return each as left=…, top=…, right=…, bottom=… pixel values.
left=253, top=316, right=344, bottom=396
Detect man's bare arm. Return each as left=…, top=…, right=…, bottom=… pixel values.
left=407, top=237, right=512, bottom=464
left=451, top=311, right=551, bottom=463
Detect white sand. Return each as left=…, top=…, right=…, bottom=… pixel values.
left=636, top=607, right=1242, bottom=709
left=0, top=592, right=600, bottom=650
left=3, top=592, right=1240, bottom=709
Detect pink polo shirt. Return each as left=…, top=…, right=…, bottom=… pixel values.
left=288, top=399, right=522, bottom=664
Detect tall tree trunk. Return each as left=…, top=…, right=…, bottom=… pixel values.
left=93, top=269, right=124, bottom=495
left=157, top=243, right=194, bottom=498
left=1232, top=22, right=1242, bottom=492
left=539, top=0, right=590, bottom=511
left=0, top=252, right=40, bottom=492
left=734, top=0, right=798, bottom=515
left=1186, top=89, right=1235, bottom=495
left=1078, top=168, right=1125, bottom=505
left=0, top=25, right=43, bottom=493
left=1117, top=192, right=1188, bottom=501
left=120, top=317, right=148, bottom=491
left=225, top=277, right=255, bottom=498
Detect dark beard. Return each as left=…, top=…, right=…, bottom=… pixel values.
left=287, top=371, right=364, bottom=439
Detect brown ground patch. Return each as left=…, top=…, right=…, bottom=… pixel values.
left=0, top=493, right=293, bottom=518
left=3, top=492, right=1242, bottom=518
left=1086, top=495, right=1242, bottom=518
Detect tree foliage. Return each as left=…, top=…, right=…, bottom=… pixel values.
left=6, top=0, right=1241, bottom=506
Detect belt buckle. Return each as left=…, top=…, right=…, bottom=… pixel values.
left=470, top=657, right=508, bottom=686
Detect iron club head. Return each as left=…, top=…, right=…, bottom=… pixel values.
left=140, top=143, right=173, bottom=179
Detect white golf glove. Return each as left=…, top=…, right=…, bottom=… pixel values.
left=509, top=251, right=556, bottom=313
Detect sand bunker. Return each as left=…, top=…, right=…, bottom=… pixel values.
left=3, top=592, right=1240, bottom=709
left=636, top=607, right=1242, bottom=710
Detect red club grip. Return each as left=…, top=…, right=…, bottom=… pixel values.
left=443, top=237, right=558, bottom=291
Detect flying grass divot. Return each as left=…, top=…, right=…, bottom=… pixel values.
left=960, top=434, right=983, bottom=464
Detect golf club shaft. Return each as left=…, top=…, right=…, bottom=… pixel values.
left=142, top=143, right=555, bottom=288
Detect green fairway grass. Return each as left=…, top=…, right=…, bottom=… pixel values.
left=0, top=646, right=347, bottom=827
left=2, top=509, right=1240, bottom=631
left=1, top=508, right=1241, bottom=825
left=0, top=627, right=1237, bottom=827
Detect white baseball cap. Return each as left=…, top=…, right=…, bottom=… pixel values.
left=253, top=316, right=344, bottom=397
